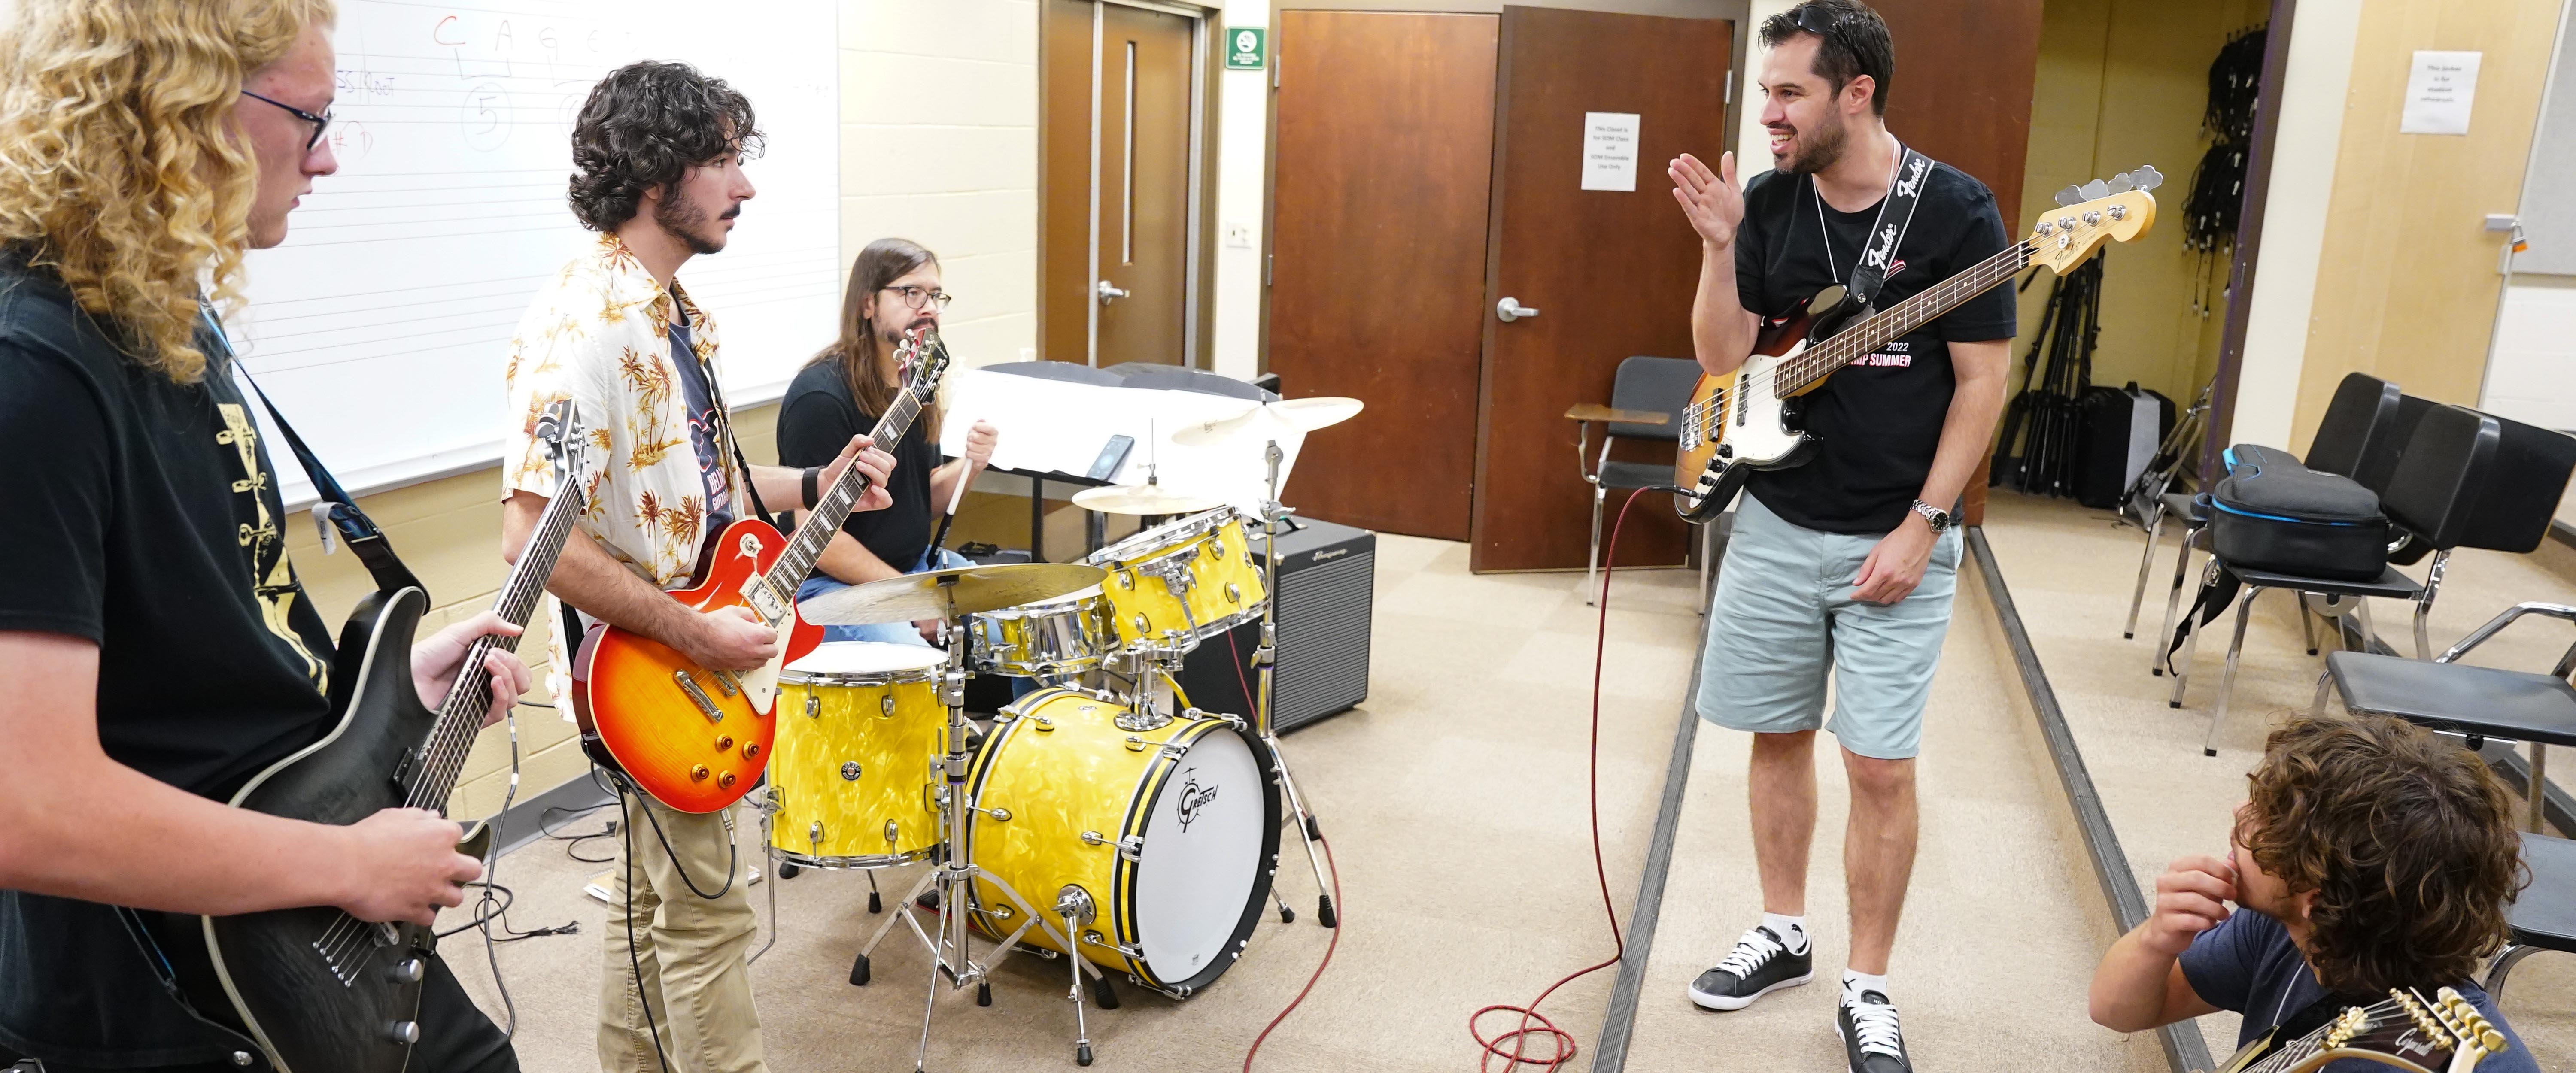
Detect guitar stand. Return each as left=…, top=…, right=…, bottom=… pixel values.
left=1258, top=439, right=1337, bottom=929
left=843, top=573, right=1117, bottom=1070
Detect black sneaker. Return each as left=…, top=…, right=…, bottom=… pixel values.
left=1687, top=924, right=1813, bottom=1010
left=1836, top=990, right=1912, bottom=1073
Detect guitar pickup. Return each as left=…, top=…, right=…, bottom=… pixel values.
left=746, top=581, right=790, bottom=624
left=674, top=671, right=723, bottom=723
left=709, top=670, right=742, bottom=697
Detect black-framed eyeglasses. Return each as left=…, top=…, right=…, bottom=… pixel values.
left=240, top=90, right=332, bottom=152
left=881, top=285, right=954, bottom=310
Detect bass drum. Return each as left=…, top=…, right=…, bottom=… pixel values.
left=962, top=688, right=1280, bottom=996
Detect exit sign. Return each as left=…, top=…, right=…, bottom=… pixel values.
left=1226, top=27, right=1265, bottom=70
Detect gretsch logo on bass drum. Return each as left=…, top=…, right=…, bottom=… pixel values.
left=1175, top=766, right=1219, bottom=832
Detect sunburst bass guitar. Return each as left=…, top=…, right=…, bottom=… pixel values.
left=186, top=400, right=589, bottom=1073
left=1670, top=167, right=2162, bottom=522
left=576, top=332, right=950, bottom=813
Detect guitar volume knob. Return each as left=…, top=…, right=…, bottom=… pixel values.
left=691, top=765, right=711, bottom=782
left=718, top=772, right=738, bottom=789
left=386, top=1020, right=420, bottom=1044
left=389, top=957, right=424, bottom=983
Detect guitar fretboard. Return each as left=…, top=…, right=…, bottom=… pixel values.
left=403, top=473, right=585, bottom=811
left=765, top=339, right=944, bottom=593
left=1774, top=238, right=2036, bottom=395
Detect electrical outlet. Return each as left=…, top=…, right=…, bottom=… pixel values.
left=1225, top=223, right=1254, bottom=249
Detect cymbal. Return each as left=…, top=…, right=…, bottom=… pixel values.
left=800, top=563, right=1110, bottom=625
left=1172, top=397, right=1364, bottom=447
left=1070, top=484, right=1224, bottom=516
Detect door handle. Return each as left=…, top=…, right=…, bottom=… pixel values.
left=1097, top=280, right=1130, bottom=305
left=1497, top=297, right=1539, bottom=322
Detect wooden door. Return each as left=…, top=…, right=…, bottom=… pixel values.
left=1871, top=0, right=2043, bottom=234
left=1268, top=12, right=1498, bottom=541
left=1470, top=7, right=1732, bottom=572
left=1040, top=1, right=1195, bottom=367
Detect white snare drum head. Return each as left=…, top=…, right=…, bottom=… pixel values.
left=1133, top=727, right=1265, bottom=979
left=785, top=641, right=947, bottom=676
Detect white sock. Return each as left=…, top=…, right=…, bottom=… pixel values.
left=1842, top=970, right=1890, bottom=1005
left=1760, top=912, right=1808, bottom=952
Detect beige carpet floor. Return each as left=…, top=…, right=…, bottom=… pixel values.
left=1981, top=489, right=2576, bottom=1070
left=1621, top=541, right=2155, bottom=1073
left=437, top=533, right=1709, bottom=1072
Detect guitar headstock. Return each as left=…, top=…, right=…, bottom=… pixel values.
left=2026, top=164, right=2160, bottom=275
left=532, top=399, right=589, bottom=487
left=906, top=327, right=953, bottom=400
left=2279, top=989, right=2510, bottom=1073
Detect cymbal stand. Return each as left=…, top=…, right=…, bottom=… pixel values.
left=1258, top=438, right=1338, bottom=928
left=846, top=573, right=1112, bottom=1070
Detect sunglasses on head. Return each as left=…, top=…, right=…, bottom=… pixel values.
left=1790, top=4, right=1847, bottom=39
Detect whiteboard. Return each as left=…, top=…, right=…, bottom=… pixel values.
left=2516, top=6, right=2576, bottom=275
left=225, top=0, right=841, bottom=506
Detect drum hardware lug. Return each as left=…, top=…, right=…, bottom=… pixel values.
left=674, top=671, right=723, bottom=723
left=1082, top=930, right=1144, bottom=961
left=1055, top=885, right=1098, bottom=927
left=810, top=821, right=826, bottom=846
left=1080, top=831, right=1147, bottom=862
left=1212, top=538, right=1228, bottom=560
left=1117, top=571, right=1136, bottom=590
left=1225, top=582, right=1242, bottom=605
left=1132, top=613, right=1151, bottom=635
left=885, top=820, right=901, bottom=845
left=973, top=805, right=1012, bottom=822
left=1031, top=716, right=1057, bottom=732
left=805, top=694, right=820, bottom=718
left=841, top=761, right=863, bottom=781
left=1160, top=743, right=1188, bottom=760
left=880, top=694, right=896, bottom=718
left=690, top=764, right=711, bottom=782
left=985, top=902, right=1014, bottom=921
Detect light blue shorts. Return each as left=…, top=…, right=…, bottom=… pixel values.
left=1694, top=493, right=1962, bottom=760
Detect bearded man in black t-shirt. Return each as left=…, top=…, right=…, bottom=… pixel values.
left=1662, top=4, right=2014, bottom=1071
left=0, top=5, right=534, bottom=1071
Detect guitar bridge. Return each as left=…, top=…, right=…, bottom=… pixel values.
left=674, top=671, right=724, bottom=723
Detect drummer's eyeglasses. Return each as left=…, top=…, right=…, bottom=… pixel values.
left=882, top=285, right=955, bottom=310
left=240, top=90, right=332, bottom=152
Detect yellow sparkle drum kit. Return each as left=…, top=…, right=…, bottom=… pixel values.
left=769, top=395, right=1360, bottom=1070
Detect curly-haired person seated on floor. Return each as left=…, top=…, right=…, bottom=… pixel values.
left=2088, top=713, right=2537, bottom=1071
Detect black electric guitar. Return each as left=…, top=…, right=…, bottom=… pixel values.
left=2219, top=987, right=2512, bottom=1073
left=186, top=401, right=589, bottom=1073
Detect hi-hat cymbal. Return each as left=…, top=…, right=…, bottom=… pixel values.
left=801, top=563, right=1110, bottom=625
left=1070, top=484, right=1224, bottom=516
left=1172, top=397, right=1364, bottom=447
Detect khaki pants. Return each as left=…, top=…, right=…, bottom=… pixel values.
left=598, top=793, right=766, bottom=1073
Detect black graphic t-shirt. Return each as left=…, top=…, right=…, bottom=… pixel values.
left=668, top=300, right=735, bottom=559
left=1733, top=157, right=2017, bottom=535
left=0, top=255, right=338, bottom=1065
left=777, top=358, right=940, bottom=572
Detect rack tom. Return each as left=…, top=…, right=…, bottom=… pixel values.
left=768, top=642, right=949, bottom=869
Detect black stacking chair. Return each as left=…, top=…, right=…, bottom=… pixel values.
left=2488, top=832, right=2576, bottom=1003
left=1563, top=356, right=1696, bottom=608
left=2319, top=599, right=2576, bottom=830
left=2176, top=404, right=2510, bottom=755
left=2139, top=373, right=2409, bottom=673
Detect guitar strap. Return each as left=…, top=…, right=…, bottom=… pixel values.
left=110, top=905, right=270, bottom=1068
left=199, top=303, right=427, bottom=601
left=1837, top=144, right=1936, bottom=312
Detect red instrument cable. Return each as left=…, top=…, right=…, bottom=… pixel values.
left=1227, top=608, right=1348, bottom=1071
left=1467, top=485, right=1661, bottom=1070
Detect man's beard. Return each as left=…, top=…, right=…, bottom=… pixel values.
left=1778, top=115, right=1849, bottom=177
left=654, top=195, right=732, bottom=255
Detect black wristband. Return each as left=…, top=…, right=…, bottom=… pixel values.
left=802, top=465, right=822, bottom=509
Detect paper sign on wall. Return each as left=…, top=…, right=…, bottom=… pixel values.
left=1582, top=112, right=1642, bottom=192
left=2400, top=50, right=2482, bottom=135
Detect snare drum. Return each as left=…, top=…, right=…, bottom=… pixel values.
left=969, top=587, right=1117, bottom=677
left=963, top=688, right=1280, bottom=995
left=768, top=642, right=949, bottom=869
left=1086, top=508, right=1268, bottom=653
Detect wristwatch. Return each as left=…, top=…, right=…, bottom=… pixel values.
left=1910, top=498, right=1954, bottom=534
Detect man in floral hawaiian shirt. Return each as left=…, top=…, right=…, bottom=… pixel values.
left=498, top=62, right=894, bottom=1073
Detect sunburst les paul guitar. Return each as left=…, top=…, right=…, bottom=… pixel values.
left=1670, top=167, right=2163, bottom=522
left=2219, top=986, right=2512, bottom=1073
left=575, top=332, right=951, bottom=813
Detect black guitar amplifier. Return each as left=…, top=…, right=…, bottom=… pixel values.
left=1175, top=518, right=1375, bottom=733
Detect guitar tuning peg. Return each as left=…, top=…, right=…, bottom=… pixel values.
left=2054, top=184, right=2085, bottom=207
left=2131, top=164, right=2164, bottom=191
left=2079, top=179, right=2111, bottom=200
left=2108, top=172, right=2136, bottom=193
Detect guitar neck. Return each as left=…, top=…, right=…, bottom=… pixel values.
left=1777, top=239, right=2035, bottom=395
left=768, top=353, right=939, bottom=591
left=402, top=476, right=586, bottom=810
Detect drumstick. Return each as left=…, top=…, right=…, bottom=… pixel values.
left=928, top=445, right=974, bottom=554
